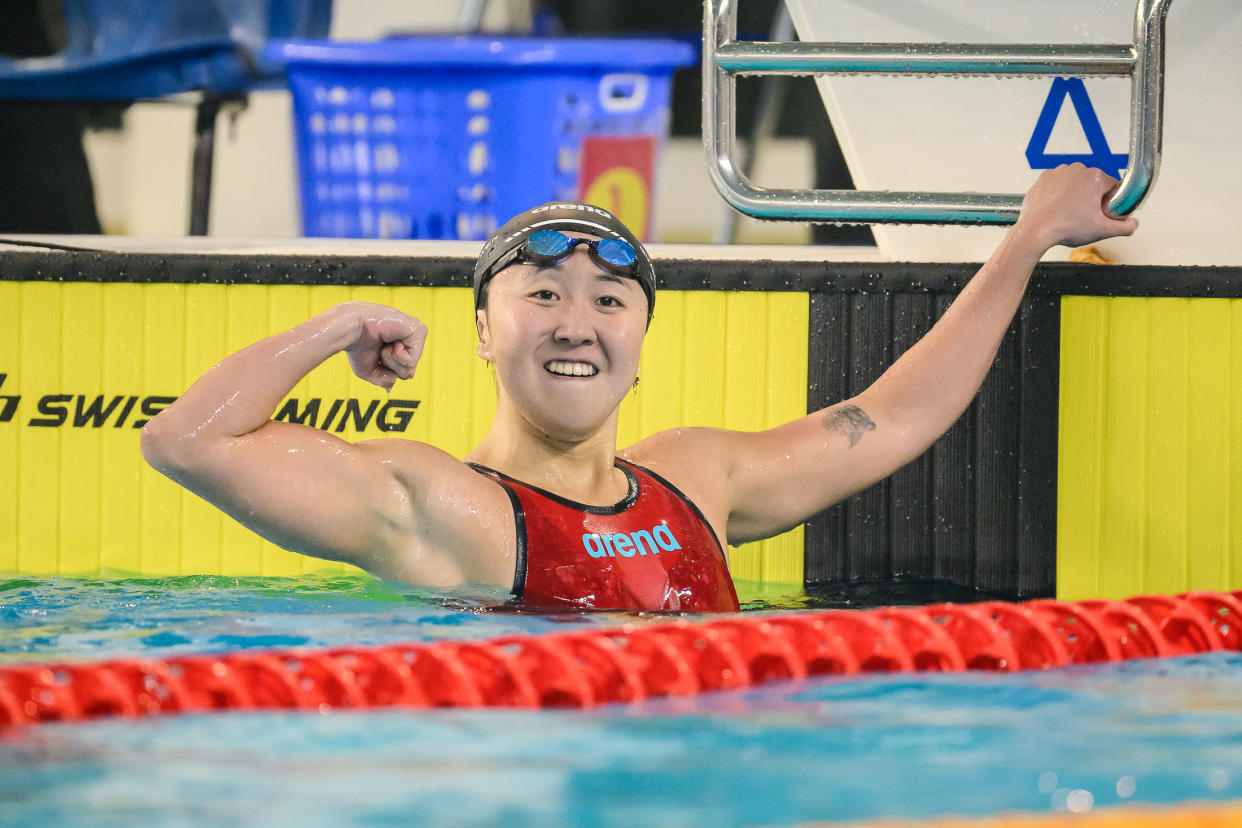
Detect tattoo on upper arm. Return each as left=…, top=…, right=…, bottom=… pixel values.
left=822, top=404, right=876, bottom=448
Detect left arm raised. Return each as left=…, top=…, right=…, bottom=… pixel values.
left=723, top=164, right=1138, bottom=543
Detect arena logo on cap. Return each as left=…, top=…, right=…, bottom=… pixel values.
left=495, top=218, right=624, bottom=251
left=530, top=203, right=617, bottom=219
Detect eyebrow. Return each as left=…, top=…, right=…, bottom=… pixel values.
left=523, top=267, right=632, bottom=289
left=594, top=272, right=629, bottom=288
left=514, top=265, right=638, bottom=302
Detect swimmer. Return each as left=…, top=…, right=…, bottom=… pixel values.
left=141, top=163, right=1137, bottom=612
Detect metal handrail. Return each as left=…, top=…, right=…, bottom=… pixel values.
left=703, top=0, right=1173, bottom=224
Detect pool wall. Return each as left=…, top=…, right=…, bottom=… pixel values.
left=0, top=243, right=808, bottom=583
left=1059, top=295, right=1242, bottom=600
left=2, top=241, right=1241, bottom=600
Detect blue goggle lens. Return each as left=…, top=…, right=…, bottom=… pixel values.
left=526, top=229, right=573, bottom=257
left=524, top=229, right=637, bottom=273
left=594, top=237, right=638, bottom=269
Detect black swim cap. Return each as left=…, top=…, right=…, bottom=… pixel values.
left=473, top=202, right=655, bottom=318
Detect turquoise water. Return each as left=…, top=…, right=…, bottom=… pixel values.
left=0, top=574, right=1001, bottom=662
left=2, top=576, right=1241, bottom=826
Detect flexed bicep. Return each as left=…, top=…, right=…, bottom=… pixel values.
left=139, top=302, right=456, bottom=578
left=153, top=420, right=418, bottom=568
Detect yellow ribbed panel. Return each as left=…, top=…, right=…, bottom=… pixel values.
left=139, top=283, right=186, bottom=576
left=0, top=282, right=16, bottom=572
left=99, top=284, right=145, bottom=574
left=58, top=283, right=105, bottom=574
left=17, top=283, right=62, bottom=573
left=1059, top=296, right=1242, bottom=600
left=1, top=283, right=805, bottom=584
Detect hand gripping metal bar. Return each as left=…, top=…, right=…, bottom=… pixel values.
left=703, top=0, right=1173, bottom=224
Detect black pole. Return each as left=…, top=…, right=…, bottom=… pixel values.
left=189, top=94, right=227, bottom=236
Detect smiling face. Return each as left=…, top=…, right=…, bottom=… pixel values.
left=476, top=238, right=650, bottom=443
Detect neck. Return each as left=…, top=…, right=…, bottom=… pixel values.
left=467, top=396, right=625, bottom=506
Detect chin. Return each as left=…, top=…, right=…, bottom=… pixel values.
left=534, top=414, right=612, bottom=444
left=505, top=380, right=628, bottom=442
left=520, top=399, right=620, bottom=443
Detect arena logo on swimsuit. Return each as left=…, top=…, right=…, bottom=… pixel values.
left=581, top=524, right=681, bottom=559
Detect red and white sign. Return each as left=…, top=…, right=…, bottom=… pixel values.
left=576, top=135, right=657, bottom=241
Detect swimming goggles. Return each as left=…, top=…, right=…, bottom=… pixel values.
left=494, top=229, right=639, bottom=279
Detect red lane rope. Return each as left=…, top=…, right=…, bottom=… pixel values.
left=3, top=589, right=1242, bottom=725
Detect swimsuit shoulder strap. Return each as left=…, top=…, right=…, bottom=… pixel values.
left=468, top=462, right=639, bottom=515
left=613, top=458, right=726, bottom=561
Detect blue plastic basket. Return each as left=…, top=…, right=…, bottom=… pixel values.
left=268, top=37, right=696, bottom=240
left=0, top=1, right=332, bottom=99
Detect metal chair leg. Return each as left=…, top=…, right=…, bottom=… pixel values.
left=188, top=94, right=225, bottom=236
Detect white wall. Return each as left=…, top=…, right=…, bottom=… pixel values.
left=80, top=0, right=813, bottom=244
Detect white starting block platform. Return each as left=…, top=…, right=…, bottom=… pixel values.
left=782, top=0, right=1239, bottom=265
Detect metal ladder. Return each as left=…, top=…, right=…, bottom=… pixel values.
left=703, top=0, right=1173, bottom=224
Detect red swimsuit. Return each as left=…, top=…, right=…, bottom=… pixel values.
left=470, top=459, right=740, bottom=612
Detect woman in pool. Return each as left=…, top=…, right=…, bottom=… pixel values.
left=142, top=163, right=1136, bottom=612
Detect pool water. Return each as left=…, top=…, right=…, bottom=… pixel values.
left=0, top=574, right=1006, bottom=661
left=2, top=575, right=1241, bottom=827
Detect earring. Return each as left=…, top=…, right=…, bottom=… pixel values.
left=631, top=375, right=640, bottom=396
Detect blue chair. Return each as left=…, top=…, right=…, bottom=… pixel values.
left=0, top=0, right=332, bottom=234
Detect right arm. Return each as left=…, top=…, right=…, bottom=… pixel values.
left=723, top=165, right=1138, bottom=541
left=628, top=165, right=1138, bottom=547
left=140, top=302, right=470, bottom=582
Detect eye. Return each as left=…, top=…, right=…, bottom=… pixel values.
left=597, top=295, right=623, bottom=308
left=531, top=289, right=558, bottom=301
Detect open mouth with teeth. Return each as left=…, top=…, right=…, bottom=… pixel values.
left=545, top=360, right=599, bottom=377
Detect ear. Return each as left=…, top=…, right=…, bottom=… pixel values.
left=475, top=308, right=492, bottom=361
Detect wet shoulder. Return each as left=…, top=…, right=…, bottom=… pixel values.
left=355, top=437, right=517, bottom=584
left=619, top=427, right=732, bottom=529
left=621, top=425, right=731, bottom=468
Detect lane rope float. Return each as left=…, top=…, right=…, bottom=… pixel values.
left=2, top=590, right=1240, bottom=725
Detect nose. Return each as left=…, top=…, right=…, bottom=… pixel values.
left=553, top=293, right=597, bottom=346
left=550, top=245, right=603, bottom=345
